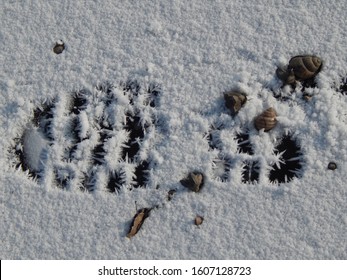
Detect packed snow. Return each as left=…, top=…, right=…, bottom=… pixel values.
left=1, top=0, right=346, bottom=259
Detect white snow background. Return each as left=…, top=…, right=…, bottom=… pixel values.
left=1, top=0, right=346, bottom=259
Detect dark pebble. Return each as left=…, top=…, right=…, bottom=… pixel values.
left=328, top=162, right=337, bottom=170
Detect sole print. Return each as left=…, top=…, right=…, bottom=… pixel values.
left=207, top=81, right=306, bottom=185
left=11, top=79, right=161, bottom=193
left=205, top=57, right=335, bottom=184
left=207, top=122, right=303, bottom=184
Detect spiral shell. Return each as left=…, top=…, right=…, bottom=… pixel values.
left=254, top=107, right=277, bottom=132
left=224, top=91, right=247, bottom=116
left=288, top=55, right=322, bottom=81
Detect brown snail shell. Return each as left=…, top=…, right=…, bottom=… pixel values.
left=224, top=91, right=247, bottom=116
left=180, top=171, right=204, bottom=192
left=276, top=55, right=322, bottom=84
left=53, top=41, right=65, bottom=54
left=254, top=107, right=277, bottom=132
left=289, top=55, right=322, bottom=81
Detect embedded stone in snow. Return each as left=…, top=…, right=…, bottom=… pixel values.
left=194, top=215, right=204, bottom=226
left=328, top=162, right=337, bottom=170
left=53, top=40, right=65, bottom=54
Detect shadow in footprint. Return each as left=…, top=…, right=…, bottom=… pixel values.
left=236, top=132, right=253, bottom=155
left=54, top=167, right=74, bottom=190
left=134, top=160, right=150, bottom=187
left=269, top=135, right=303, bottom=183
left=242, top=160, right=260, bottom=183
left=92, top=131, right=110, bottom=165
left=71, top=90, right=89, bottom=114
left=33, top=103, right=55, bottom=141
left=13, top=137, right=39, bottom=179
left=236, top=132, right=259, bottom=183
left=107, top=171, right=124, bottom=193
left=206, top=124, right=225, bottom=150
left=122, top=115, right=145, bottom=160
left=339, top=76, right=347, bottom=95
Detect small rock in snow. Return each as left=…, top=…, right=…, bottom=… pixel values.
left=53, top=41, right=65, bottom=54
left=194, top=215, right=204, bottom=226
left=327, top=162, right=337, bottom=170
left=180, top=171, right=204, bottom=192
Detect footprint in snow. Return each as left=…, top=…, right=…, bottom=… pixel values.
left=207, top=123, right=303, bottom=184
left=11, top=80, right=161, bottom=193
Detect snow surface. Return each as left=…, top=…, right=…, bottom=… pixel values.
left=1, top=0, right=346, bottom=259
left=22, top=126, right=48, bottom=172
